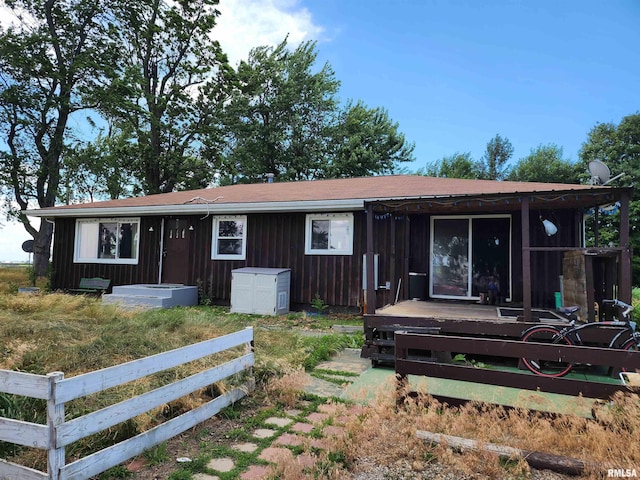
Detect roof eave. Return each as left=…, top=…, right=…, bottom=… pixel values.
left=27, top=199, right=366, bottom=218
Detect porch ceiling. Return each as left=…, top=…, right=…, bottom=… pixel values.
left=369, top=188, right=627, bottom=214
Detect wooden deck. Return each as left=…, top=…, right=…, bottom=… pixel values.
left=375, top=300, right=566, bottom=323
left=377, top=300, right=507, bottom=321
left=362, top=300, right=628, bottom=366
left=362, top=301, right=638, bottom=402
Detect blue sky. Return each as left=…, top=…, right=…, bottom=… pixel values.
left=2, top=0, right=639, bottom=261
left=307, top=0, right=640, bottom=170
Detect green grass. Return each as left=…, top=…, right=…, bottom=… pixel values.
left=0, top=267, right=363, bottom=471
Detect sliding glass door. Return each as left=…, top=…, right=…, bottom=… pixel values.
left=430, top=215, right=511, bottom=300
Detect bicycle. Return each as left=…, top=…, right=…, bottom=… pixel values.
left=520, top=299, right=638, bottom=377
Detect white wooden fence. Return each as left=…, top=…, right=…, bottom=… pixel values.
left=0, top=327, right=254, bottom=480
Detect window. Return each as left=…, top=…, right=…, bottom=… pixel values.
left=212, top=216, right=247, bottom=260
left=305, top=213, right=353, bottom=255
left=74, top=218, right=140, bottom=264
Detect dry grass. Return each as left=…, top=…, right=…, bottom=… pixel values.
left=264, top=367, right=310, bottom=407
left=2, top=267, right=638, bottom=478
left=331, top=383, right=640, bottom=479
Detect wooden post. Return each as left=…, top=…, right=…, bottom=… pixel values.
left=585, top=256, right=595, bottom=322
left=521, top=198, right=532, bottom=322
left=365, top=203, right=376, bottom=314
left=47, top=372, right=65, bottom=480
left=618, top=190, right=632, bottom=303
left=404, top=215, right=411, bottom=302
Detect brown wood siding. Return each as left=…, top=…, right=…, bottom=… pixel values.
left=408, top=215, right=430, bottom=275
left=186, top=212, right=368, bottom=308
left=49, top=206, right=583, bottom=311
left=369, top=213, right=409, bottom=307
left=528, top=209, right=581, bottom=309
left=51, top=217, right=161, bottom=291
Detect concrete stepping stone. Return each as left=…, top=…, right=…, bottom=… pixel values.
left=240, top=465, right=270, bottom=480
left=273, top=432, right=305, bottom=447
left=291, top=422, right=314, bottom=433
left=264, top=416, right=293, bottom=428
left=285, top=408, right=303, bottom=417
left=259, top=447, right=294, bottom=463
left=306, top=412, right=330, bottom=424
left=251, top=428, right=277, bottom=439
left=231, top=442, right=259, bottom=453
left=207, top=457, right=234, bottom=472
left=193, top=473, right=219, bottom=480
left=323, top=425, right=345, bottom=437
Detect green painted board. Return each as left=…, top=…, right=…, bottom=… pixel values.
left=344, top=367, right=597, bottom=417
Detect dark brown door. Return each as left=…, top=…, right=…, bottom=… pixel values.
left=162, top=218, right=191, bottom=284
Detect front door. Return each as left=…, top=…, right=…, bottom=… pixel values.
left=430, top=215, right=511, bottom=300
left=162, top=218, right=191, bottom=285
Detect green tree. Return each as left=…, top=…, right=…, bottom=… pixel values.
left=97, top=0, right=233, bottom=194
left=216, top=38, right=414, bottom=184
left=0, top=0, right=118, bottom=275
left=420, top=152, right=482, bottom=179
left=507, top=144, right=580, bottom=183
left=328, top=100, right=414, bottom=178
left=479, top=134, right=513, bottom=180
left=217, top=38, right=339, bottom=184
left=61, top=124, right=140, bottom=203
left=578, top=113, right=640, bottom=285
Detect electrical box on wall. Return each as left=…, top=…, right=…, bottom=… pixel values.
left=230, top=267, right=291, bottom=316
left=362, top=254, right=379, bottom=290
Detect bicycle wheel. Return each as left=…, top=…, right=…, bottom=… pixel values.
left=620, top=337, right=640, bottom=373
left=521, top=326, right=573, bottom=377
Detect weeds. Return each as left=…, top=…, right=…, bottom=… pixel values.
left=2, top=267, right=638, bottom=479
left=264, top=367, right=309, bottom=407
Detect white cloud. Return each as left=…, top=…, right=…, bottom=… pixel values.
left=214, top=0, right=324, bottom=66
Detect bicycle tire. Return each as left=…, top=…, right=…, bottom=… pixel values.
left=620, top=337, right=640, bottom=373
left=521, top=326, right=573, bottom=377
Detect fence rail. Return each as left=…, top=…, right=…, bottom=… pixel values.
left=0, top=327, right=254, bottom=480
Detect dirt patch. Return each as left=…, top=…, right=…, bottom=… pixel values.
left=122, top=400, right=258, bottom=479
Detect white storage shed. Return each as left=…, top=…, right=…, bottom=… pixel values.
left=230, top=267, right=291, bottom=315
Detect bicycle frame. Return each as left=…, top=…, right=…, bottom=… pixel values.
left=554, top=321, right=636, bottom=349
left=520, top=298, right=637, bottom=377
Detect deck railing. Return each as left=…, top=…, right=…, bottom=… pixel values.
left=394, top=331, right=640, bottom=401
left=0, top=327, right=254, bottom=480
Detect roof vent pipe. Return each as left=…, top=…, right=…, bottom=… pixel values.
left=266, top=173, right=275, bottom=183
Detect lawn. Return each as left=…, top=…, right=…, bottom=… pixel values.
left=1, top=267, right=639, bottom=479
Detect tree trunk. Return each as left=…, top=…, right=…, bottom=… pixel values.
left=33, top=220, right=54, bottom=278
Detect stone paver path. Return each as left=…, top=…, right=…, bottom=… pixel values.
left=187, top=347, right=370, bottom=479
left=197, top=400, right=360, bottom=479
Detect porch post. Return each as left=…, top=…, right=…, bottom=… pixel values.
left=521, top=197, right=532, bottom=322
left=365, top=203, right=376, bottom=314
left=618, top=190, right=632, bottom=303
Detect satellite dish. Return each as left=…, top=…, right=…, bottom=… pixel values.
left=21, top=240, right=34, bottom=253
left=588, top=160, right=610, bottom=185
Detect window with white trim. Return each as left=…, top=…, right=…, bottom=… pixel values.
left=74, top=218, right=140, bottom=264
left=212, top=216, right=247, bottom=260
left=305, top=213, right=353, bottom=255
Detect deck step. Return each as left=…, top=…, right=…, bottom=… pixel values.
left=102, top=284, right=198, bottom=308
